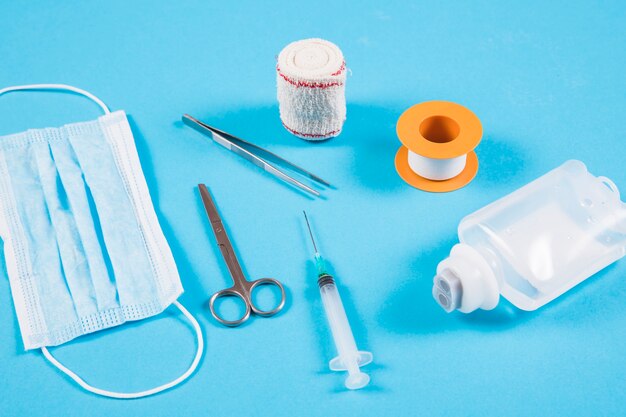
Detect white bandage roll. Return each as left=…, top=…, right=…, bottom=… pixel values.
left=408, top=152, right=467, bottom=181
left=277, top=38, right=346, bottom=140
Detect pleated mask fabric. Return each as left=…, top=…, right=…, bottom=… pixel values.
left=0, top=94, right=183, bottom=350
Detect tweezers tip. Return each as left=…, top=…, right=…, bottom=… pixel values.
left=313, top=177, right=332, bottom=188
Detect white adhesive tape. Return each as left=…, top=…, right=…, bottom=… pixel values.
left=276, top=38, right=346, bottom=141
left=395, top=101, right=482, bottom=192
left=408, top=152, right=467, bottom=181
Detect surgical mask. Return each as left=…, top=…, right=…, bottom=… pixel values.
left=0, top=84, right=203, bottom=399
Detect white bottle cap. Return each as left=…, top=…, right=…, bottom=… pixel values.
left=433, top=243, right=500, bottom=313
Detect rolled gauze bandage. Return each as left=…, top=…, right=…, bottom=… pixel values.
left=277, top=38, right=346, bottom=140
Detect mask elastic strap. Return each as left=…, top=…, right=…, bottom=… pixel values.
left=40, top=301, right=204, bottom=399
left=0, top=84, right=110, bottom=114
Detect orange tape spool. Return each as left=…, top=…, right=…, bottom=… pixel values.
left=395, top=101, right=482, bottom=193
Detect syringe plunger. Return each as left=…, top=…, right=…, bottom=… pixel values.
left=319, top=276, right=372, bottom=390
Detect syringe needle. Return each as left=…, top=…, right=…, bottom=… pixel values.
left=303, top=211, right=327, bottom=275
left=303, top=210, right=318, bottom=253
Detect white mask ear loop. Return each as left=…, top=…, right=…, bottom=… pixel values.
left=40, top=301, right=204, bottom=399
left=0, top=84, right=110, bottom=114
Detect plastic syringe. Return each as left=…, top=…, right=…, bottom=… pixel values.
left=303, top=211, right=373, bottom=390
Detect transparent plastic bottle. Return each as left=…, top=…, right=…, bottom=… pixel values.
left=433, top=160, right=626, bottom=313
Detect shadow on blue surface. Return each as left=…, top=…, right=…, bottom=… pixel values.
left=475, top=134, right=529, bottom=187
left=191, top=183, right=295, bottom=328
left=175, top=102, right=540, bottom=198
left=129, top=116, right=209, bottom=323
left=533, top=260, right=623, bottom=316
left=178, top=103, right=404, bottom=192
left=378, top=236, right=535, bottom=335
left=303, top=258, right=385, bottom=394
left=134, top=116, right=296, bottom=328
left=342, top=103, right=405, bottom=193
left=297, top=210, right=384, bottom=393
left=378, top=236, right=625, bottom=335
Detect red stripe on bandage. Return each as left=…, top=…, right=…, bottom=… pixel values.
left=330, top=62, right=346, bottom=76
left=282, top=122, right=341, bottom=138
left=277, top=62, right=346, bottom=89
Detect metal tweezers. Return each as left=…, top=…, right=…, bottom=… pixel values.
left=182, top=114, right=331, bottom=196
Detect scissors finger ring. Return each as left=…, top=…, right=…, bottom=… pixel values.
left=249, top=278, right=286, bottom=316
left=208, top=289, right=252, bottom=327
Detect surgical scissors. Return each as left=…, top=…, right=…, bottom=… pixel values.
left=183, top=114, right=330, bottom=197
left=198, top=184, right=286, bottom=326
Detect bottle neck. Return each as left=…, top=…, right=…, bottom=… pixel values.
left=433, top=243, right=500, bottom=313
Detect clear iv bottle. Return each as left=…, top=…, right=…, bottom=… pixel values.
left=433, top=160, right=626, bottom=313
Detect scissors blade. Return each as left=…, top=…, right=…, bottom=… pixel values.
left=182, top=114, right=326, bottom=195
left=198, top=184, right=247, bottom=284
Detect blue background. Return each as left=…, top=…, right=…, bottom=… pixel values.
left=1, top=1, right=625, bottom=416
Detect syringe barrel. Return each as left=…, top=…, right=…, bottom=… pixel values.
left=319, top=279, right=360, bottom=361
